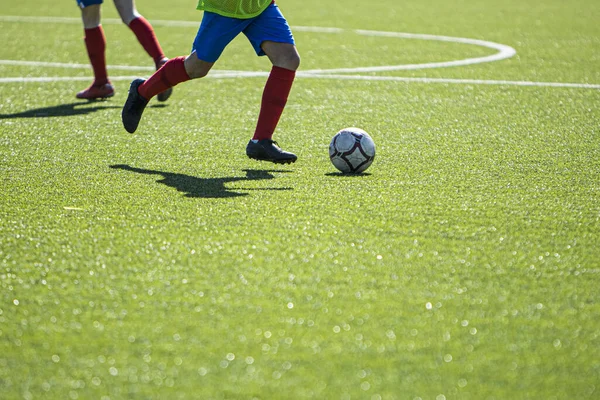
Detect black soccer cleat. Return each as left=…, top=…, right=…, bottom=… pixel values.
left=156, top=86, right=173, bottom=103
left=246, top=139, right=297, bottom=164
left=122, top=78, right=149, bottom=133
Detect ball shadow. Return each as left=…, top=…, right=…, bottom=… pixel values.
left=325, top=172, right=373, bottom=177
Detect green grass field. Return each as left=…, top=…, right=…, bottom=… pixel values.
left=1, top=0, right=600, bottom=399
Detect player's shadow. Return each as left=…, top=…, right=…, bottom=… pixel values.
left=110, top=164, right=293, bottom=198
left=0, top=101, right=121, bottom=119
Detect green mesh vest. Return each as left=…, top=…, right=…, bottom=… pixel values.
left=197, top=0, right=273, bottom=19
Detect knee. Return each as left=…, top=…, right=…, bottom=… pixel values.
left=184, top=54, right=213, bottom=79
left=284, top=52, right=300, bottom=71
left=121, top=15, right=135, bottom=25
left=272, top=47, right=300, bottom=71
left=119, top=11, right=139, bottom=25
left=113, top=0, right=138, bottom=25
left=187, top=67, right=209, bottom=79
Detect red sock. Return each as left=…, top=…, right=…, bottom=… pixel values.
left=253, top=66, right=296, bottom=141
left=128, top=16, right=165, bottom=67
left=84, top=26, right=109, bottom=86
left=138, top=56, right=190, bottom=100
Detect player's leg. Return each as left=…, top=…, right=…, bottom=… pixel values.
left=113, top=0, right=172, bottom=101
left=244, top=3, right=299, bottom=163
left=122, top=12, right=248, bottom=133
left=121, top=53, right=212, bottom=133
left=262, top=41, right=300, bottom=72
left=76, top=0, right=115, bottom=99
left=113, top=0, right=166, bottom=69
left=255, top=41, right=300, bottom=140
left=139, top=51, right=214, bottom=102
left=80, top=2, right=101, bottom=28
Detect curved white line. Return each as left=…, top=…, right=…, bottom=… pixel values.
left=1, top=15, right=515, bottom=73
left=0, top=16, right=596, bottom=88
left=302, top=30, right=516, bottom=74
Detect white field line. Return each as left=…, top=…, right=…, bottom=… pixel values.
left=1, top=15, right=597, bottom=89
left=0, top=59, right=155, bottom=71
left=1, top=73, right=599, bottom=89
left=0, top=15, right=199, bottom=27
left=0, top=76, right=141, bottom=83
left=302, top=30, right=516, bottom=74
left=1, top=15, right=515, bottom=72
left=298, top=74, right=600, bottom=89
left=0, top=16, right=343, bottom=30
left=0, top=71, right=268, bottom=82
left=0, top=59, right=257, bottom=75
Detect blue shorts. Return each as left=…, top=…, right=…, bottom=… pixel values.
left=193, top=3, right=295, bottom=63
left=76, top=0, right=102, bottom=8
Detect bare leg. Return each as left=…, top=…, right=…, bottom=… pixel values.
left=261, top=41, right=300, bottom=71
left=81, top=4, right=101, bottom=29
left=184, top=51, right=215, bottom=79
left=112, top=0, right=140, bottom=25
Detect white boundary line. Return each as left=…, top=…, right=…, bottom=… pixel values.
left=1, top=15, right=598, bottom=89
left=0, top=59, right=154, bottom=71
left=1, top=14, right=515, bottom=73
left=2, top=74, right=599, bottom=89
left=302, top=30, right=516, bottom=74
left=0, top=15, right=200, bottom=27
left=297, top=74, right=600, bottom=89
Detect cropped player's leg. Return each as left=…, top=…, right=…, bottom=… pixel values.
left=76, top=0, right=114, bottom=99
left=113, top=0, right=172, bottom=101
left=244, top=3, right=299, bottom=163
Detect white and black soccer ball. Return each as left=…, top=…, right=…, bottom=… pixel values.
left=329, top=127, right=376, bottom=173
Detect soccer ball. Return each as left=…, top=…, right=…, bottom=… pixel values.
left=329, top=127, right=376, bottom=173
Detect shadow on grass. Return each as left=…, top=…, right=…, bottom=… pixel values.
left=110, top=164, right=293, bottom=198
left=325, top=172, right=372, bottom=177
left=0, top=100, right=168, bottom=120
left=0, top=101, right=125, bottom=119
